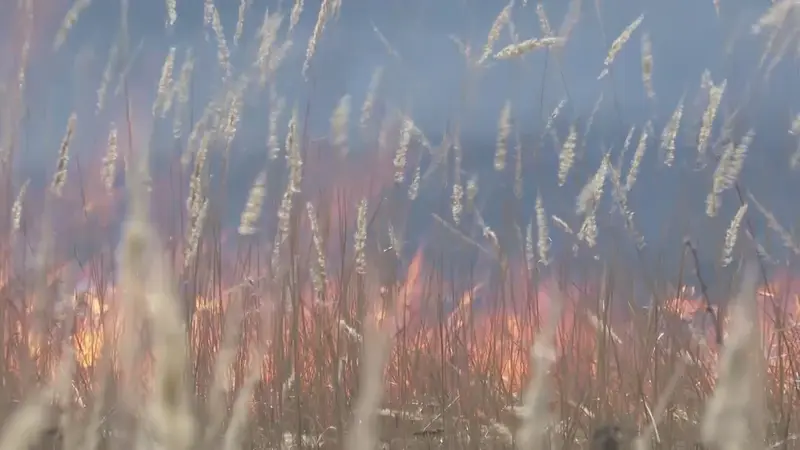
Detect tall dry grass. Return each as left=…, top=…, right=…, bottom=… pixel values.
left=0, top=0, right=797, bottom=449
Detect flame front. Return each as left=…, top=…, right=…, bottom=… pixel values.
left=2, top=0, right=800, bottom=445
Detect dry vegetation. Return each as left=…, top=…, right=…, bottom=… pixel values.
left=0, top=0, right=799, bottom=449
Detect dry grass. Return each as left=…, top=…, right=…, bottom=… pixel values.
left=0, top=0, right=798, bottom=449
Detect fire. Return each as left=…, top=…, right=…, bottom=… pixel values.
left=3, top=138, right=800, bottom=407
left=2, top=129, right=800, bottom=442
left=3, top=2, right=800, bottom=441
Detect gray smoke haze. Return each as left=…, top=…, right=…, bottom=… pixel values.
left=23, top=0, right=783, bottom=141
left=10, top=0, right=800, bottom=286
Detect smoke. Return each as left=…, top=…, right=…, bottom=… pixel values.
left=17, top=0, right=779, bottom=137
left=6, top=0, right=800, bottom=277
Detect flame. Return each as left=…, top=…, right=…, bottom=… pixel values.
left=4, top=142, right=800, bottom=411
left=4, top=5, right=800, bottom=429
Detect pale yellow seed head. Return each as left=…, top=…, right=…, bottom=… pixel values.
left=494, top=37, right=564, bottom=60
left=495, top=100, right=512, bottom=171
left=721, top=203, right=748, bottom=267
left=51, top=113, right=78, bottom=197
left=354, top=198, right=369, bottom=275
left=238, top=170, right=268, bottom=236
left=331, top=94, right=352, bottom=155
left=641, top=32, right=654, bottom=98
left=597, top=14, right=645, bottom=80
left=102, top=124, right=119, bottom=193
left=558, top=125, right=577, bottom=186
left=480, top=2, right=513, bottom=65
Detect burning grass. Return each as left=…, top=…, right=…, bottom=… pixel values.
left=0, top=0, right=799, bottom=449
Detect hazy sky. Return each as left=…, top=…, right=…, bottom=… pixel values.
left=15, top=0, right=784, bottom=131
left=6, top=0, right=800, bottom=282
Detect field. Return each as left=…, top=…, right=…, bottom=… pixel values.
left=0, top=0, right=798, bottom=449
